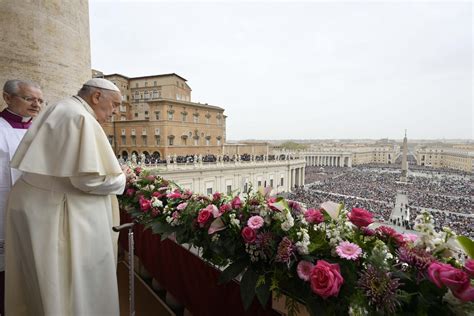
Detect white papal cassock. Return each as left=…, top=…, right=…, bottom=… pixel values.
left=5, top=96, right=125, bottom=316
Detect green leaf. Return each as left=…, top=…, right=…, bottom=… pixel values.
left=255, top=277, right=271, bottom=307
left=240, top=267, right=258, bottom=310
left=218, top=259, right=248, bottom=284
left=457, top=236, right=474, bottom=258
left=151, top=222, right=172, bottom=235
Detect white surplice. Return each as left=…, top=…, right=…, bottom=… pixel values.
left=5, top=96, right=125, bottom=316
left=0, top=117, right=27, bottom=272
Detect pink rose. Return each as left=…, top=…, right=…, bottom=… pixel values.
left=464, top=259, right=474, bottom=278
left=134, top=167, right=142, bottom=175
left=347, top=208, right=373, bottom=228
left=125, top=188, right=135, bottom=197
left=297, top=260, right=314, bottom=282
left=197, top=209, right=212, bottom=227
left=177, top=203, right=188, bottom=211
left=310, top=260, right=344, bottom=299
left=241, top=227, right=256, bottom=243
left=439, top=268, right=471, bottom=292
left=231, top=196, right=242, bottom=209
left=428, top=261, right=458, bottom=288
left=247, top=216, right=264, bottom=230
left=304, top=208, right=324, bottom=224
left=139, top=198, right=152, bottom=212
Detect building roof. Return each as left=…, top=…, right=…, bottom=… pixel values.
left=104, top=73, right=188, bottom=82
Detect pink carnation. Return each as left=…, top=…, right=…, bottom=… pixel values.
left=336, top=241, right=362, bottom=260
left=167, top=190, right=182, bottom=199
left=125, top=188, right=135, bottom=197
left=247, top=216, right=264, bottom=230
left=297, top=260, right=314, bottom=282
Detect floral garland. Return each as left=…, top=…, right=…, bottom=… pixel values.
left=119, top=165, right=474, bottom=315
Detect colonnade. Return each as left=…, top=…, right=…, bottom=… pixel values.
left=304, top=154, right=352, bottom=167
left=289, top=167, right=305, bottom=188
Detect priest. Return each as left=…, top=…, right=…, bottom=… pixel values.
left=0, top=79, right=43, bottom=315
left=5, top=78, right=125, bottom=315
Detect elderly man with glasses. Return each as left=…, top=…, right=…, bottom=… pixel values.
left=5, top=78, right=125, bottom=315
left=0, top=79, right=44, bottom=315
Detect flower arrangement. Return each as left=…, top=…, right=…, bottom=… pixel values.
left=119, top=165, right=474, bottom=315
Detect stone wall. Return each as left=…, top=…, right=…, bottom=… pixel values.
left=0, top=0, right=91, bottom=108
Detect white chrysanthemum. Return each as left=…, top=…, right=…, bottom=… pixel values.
left=151, top=197, right=163, bottom=208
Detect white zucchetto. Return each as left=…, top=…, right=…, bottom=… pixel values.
left=83, top=78, right=120, bottom=92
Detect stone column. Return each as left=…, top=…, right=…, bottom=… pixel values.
left=0, top=0, right=91, bottom=107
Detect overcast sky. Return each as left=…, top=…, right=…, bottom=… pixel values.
left=89, top=1, right=472, bottom=141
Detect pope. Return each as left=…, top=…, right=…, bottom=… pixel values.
left=5, top=78, right=125, bottom=315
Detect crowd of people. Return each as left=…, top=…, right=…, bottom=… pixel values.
left=119, top=153, right=293, bottom=164
left=297, top=165, right=473, bottom=238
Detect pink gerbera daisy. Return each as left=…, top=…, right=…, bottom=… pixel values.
left=247, top=215, right=264, bottom=230
left=296, top=260, right=314, bottom=281
left=336, top=241, right=362, bottom=260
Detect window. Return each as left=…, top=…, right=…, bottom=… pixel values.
left=243, top=183, right=248, bottom=193
left=217, top=139, right=221, bottom=146
left=182, top=138, right=187, bottom=145
left=168, top=111, right=174, bottom=120
left=154, top=81, right=157, bottom=86
left=217, top=117, right=221, bottom=125
left=155, top=135, right=160, bottom=145
left=207, top=188, right=213, bottom=195
left=144, top=111, right=149, bottom=117
left=206, top=139, right=210, bottom=146
left=270, top=179, right=274, bottom=188
left=134, top=113, right=138, bottom=118
left=194, top=138, right=198, bottom=146
left=182, top=113, right=187, bottom=122
left=153, top=90, right=159, bottom=98
left=280, top=177, right=284, bottom=186
left=142, top=135, right=147, bottom=145
left=120, top=116, right=126, bottom=121
left=257, top=181, right=262, bottom=187
left=155, top=111, right=160, bottom=120
left=226, top=185, right=232, bottom=195
left=193, top=115, right=198, bottom=123
left=168, top=137, right=174, bottom=146
left=131, top=136, right=136, bottom=146
left=206, top=117, right=210, bottom=124
left=121, top=135, right=126, bottom=145
left=108, top=136, right=113, bottom=145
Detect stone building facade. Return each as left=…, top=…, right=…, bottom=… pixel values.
left=415, top=145, right=473, bottom=173
left=95, top=71, right=226, bottom=160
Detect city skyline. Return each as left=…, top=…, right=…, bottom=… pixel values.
left=90, top=1, right=473, bottom=140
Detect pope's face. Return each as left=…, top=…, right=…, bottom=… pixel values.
left=3, top=83, right=44, bottom=117
left=93, top=90, right=122, bottom=123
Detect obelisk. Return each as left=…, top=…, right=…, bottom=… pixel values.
left=0, top=0, right=91, bottom=108
left=400, top=130, right=408, bottom=183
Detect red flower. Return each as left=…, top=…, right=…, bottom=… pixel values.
left=310, top=260, right=344, bottom=299
left=304, top=208, right=324, bottom=224
left=139, top=198, right=152, bottom=212
left=167, top=190, right=182, bottom=199
left=231, top=196, right=242, bottom=209
left=125, top=188, right=135, bottom=197
left=219, top=203, right=231, bottom=214
left=347, top=208, right=373, bottom=228
left=212, top=192, right=221, bottom=202
left=152, top=191, right=164, bottom=198
left=375, top=226, right=405, bottom=246
left=197, top=209, right=212, bottom=227
left=241, top=227, right=256, bottom=243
